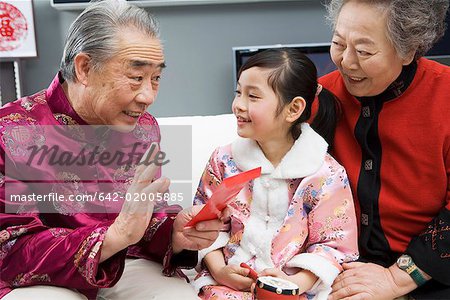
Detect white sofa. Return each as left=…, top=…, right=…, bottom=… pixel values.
left=157, top=113, right=237, bottom=282
left=157, top=113, right=237, bottom=203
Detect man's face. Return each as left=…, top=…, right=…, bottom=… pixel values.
left=83, top=26, right=165, bottom=129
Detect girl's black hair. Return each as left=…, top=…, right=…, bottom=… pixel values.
left=238, top=48, right=340, bottom=147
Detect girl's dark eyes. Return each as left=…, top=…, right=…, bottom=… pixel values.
left=233, top=90, right=259, bottom=99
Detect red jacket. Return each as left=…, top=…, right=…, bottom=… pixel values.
left=320, top=58, right=450, bottom=292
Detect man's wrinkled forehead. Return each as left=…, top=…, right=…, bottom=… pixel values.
left=115, top=30, right=165, bottom=66
left=117, top=44, right=165, bottom=66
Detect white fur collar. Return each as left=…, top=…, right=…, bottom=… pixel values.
left=231, top=123, right=328, bottom=179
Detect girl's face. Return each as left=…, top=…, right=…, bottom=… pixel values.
left=232, top=67, right=290, bottom=143
left=330, top=1, right=413, bottom=97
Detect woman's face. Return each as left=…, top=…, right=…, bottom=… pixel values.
left=330, top=1, right=413, bottom=97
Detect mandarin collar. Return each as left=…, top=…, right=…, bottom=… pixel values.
left=45, top=72, right=88, bottom=125
left=231, top=123, right=328, bottom=179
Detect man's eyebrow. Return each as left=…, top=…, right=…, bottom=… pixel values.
left=129, top=59, right=166, bottom=69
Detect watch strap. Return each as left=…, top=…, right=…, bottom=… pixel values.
left=406, top=264, right=428, bottom=286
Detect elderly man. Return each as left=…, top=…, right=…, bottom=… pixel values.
left=0, top=1, right=224, bottom=299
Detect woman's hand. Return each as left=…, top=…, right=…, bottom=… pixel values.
left=213, top=264, right=254, bottom=291
left=329, top=262, right=417, bottom=300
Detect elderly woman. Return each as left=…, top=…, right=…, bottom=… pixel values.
left=0, top=1, right=224, bottom=299
left=319, top=0, right=450, bottom=299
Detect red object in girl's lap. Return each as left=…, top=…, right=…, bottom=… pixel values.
left=255, top=276, right=300, bottom=300
left=240, top=262, right=258, bottom=280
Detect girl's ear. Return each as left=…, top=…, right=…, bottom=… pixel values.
left=73, top=52, right=91, bottom=86
left=285, top=96, right=306, bottom=123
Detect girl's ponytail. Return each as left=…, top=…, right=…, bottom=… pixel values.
left=310, top=87, right=341, bottom=149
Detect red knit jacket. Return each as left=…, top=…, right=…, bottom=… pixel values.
left=320, top=58, right=450, bottom=288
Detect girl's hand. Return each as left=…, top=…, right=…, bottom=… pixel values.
left=213, top=264, right=254, bottom=291
left=260, top=268, right=316, bottom=294
left=259, top=268, right=291, bottom=281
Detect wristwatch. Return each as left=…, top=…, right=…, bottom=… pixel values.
left=396, top=254, right=427, bottom=286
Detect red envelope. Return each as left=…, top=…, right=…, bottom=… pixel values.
left=185, top=167, right=262, bottom=228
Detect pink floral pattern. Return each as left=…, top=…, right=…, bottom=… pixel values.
left=194, top=145, right=359, bottom=299
left=12, top=272, right=51, bottom=288
left=74, top=227, right=108, bottom=285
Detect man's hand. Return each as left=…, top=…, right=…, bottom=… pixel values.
left=172, top=205, right=230, bottom=254
left=214, top=264, right=254, bottom=291
left=329, top=262, right=417, bottom=300
left=101, top=143, right=170, bottom=262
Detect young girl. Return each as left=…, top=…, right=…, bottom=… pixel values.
left=192, top=48, right=358, bottom=300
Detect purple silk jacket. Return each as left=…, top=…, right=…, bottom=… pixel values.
left=0, top=73, right=194, bottom=299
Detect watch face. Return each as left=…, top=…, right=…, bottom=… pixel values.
left=397, top=255, right=413, bottom=269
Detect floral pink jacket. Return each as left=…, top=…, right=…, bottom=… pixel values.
left=193, top=124, right=359, bottom=299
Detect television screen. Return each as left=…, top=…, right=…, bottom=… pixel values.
left=232, top=43, right=336, bottom=84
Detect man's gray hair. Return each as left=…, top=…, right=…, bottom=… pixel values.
left=326, top=0, right=449, bottom=60
left=60, top=0, right=160, bottom=82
